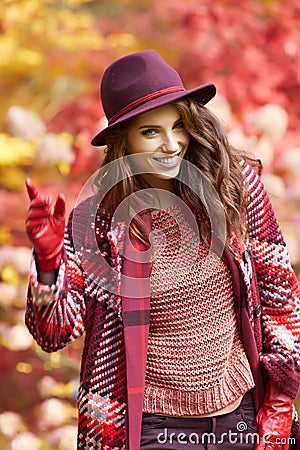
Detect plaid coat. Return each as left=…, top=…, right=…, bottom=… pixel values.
left=25, top=160, right=300, bottom=449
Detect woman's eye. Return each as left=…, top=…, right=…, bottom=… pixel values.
left=142, top=128, right=157, bottom=136
left=174, top=120, right=184, bottom=129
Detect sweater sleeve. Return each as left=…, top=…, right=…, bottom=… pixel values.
left=243, top=160, right=300, bottom=397
left=25, top=211, right=86, bottom=353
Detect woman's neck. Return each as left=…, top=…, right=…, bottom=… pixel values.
left=137, top=175, right=177, bottom=210
left=141, top=174, right=175, bottom=192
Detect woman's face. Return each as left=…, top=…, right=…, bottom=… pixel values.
left=126, top=103, right=190, bottom=190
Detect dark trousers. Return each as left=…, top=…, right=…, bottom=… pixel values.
left=140, top=392, right=258, bottom=449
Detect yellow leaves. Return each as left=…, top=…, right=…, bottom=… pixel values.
left=17, top=48, right=44, bottom=68
left=40, top=378, right=78, bottom=398
left=106, top=32, right=137, bottom=48
left=1, top=264, right=20, bottom=285
left=56, top=9, right=95, bottom=31
left=58, top=132, right=74, bottom=146
left=0, top=0, right=107, bottom=124
left=51, top=380, right=78, bottom=398
left=1, top=1, right=104, bottom=52
left=44, top=353, right=62, bottom=371
left=2, top=105, right=75, bottom=184
left=61, top=33, right=104, bottom=51
left=38, top=375, right=79, bottom=402
left=2, top=0, right=92, bottom=27
left=1, top=167, right=31, bottom=191
left=16, top=362, right=33, bottom=374
left=47, top=10, right=104, bottom=50
left=0, top=39, right=43, bottom=85
left=0, top=134, right=37, bottom=166
left=0, top=227, right=12, bottom=246
left=57, top=162, right=71, bottom=176
left=0, top=36, right=16, bottom=66
left=62, top=0, right=93, bottom=7
left=0, top=105, right=75, bottom=188
left=3, top=0, right=41, bottom=20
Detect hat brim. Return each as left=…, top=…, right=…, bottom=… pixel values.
left=91, top=83, right=216, bottom=146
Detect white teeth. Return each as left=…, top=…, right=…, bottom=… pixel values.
left=154, top=156, right=177, bottom=164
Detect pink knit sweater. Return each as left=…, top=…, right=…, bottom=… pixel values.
left=144, top=205, right=254, bottom=415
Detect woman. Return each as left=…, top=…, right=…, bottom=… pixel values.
left=25, top=50, right=300, bottom=449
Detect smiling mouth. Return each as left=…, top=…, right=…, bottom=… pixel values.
left=153, top=155, right=179, bottom=164
left=152, top=148, right=186, bottom=165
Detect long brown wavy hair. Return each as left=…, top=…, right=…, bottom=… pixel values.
left=93, top=97, right=261, bottom=248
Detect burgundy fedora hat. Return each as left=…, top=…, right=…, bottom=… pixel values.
left=91, top=49, right=216, bottom=146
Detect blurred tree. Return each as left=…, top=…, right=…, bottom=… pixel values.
left=90, top=0, right=300, bottom=131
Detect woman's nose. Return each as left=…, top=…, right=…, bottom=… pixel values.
left=161, top=133, right=180, bottom=153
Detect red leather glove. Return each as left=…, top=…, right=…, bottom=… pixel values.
left=25, top=177, right=65, bottom=272
left=254, top=381, right=293, bottom=450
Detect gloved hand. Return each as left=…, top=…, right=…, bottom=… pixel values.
left=25, top=177, right=65, bottom=272
left=254, top=381, right=293, bottom=449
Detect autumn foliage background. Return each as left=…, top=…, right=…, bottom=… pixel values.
left=0, top=0, right=300, bottom=448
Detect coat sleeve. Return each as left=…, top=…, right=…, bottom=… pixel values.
left=242, top=160, right=300, bottom=398
left=25, top=210, right=86, bottom=353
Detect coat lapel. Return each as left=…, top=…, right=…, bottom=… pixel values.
left=223, top=236, right=266, bottom=413
left=118, top=215, right=152, bottom=450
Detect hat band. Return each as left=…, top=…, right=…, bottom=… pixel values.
left=108, top=86, right=185, bottom=125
